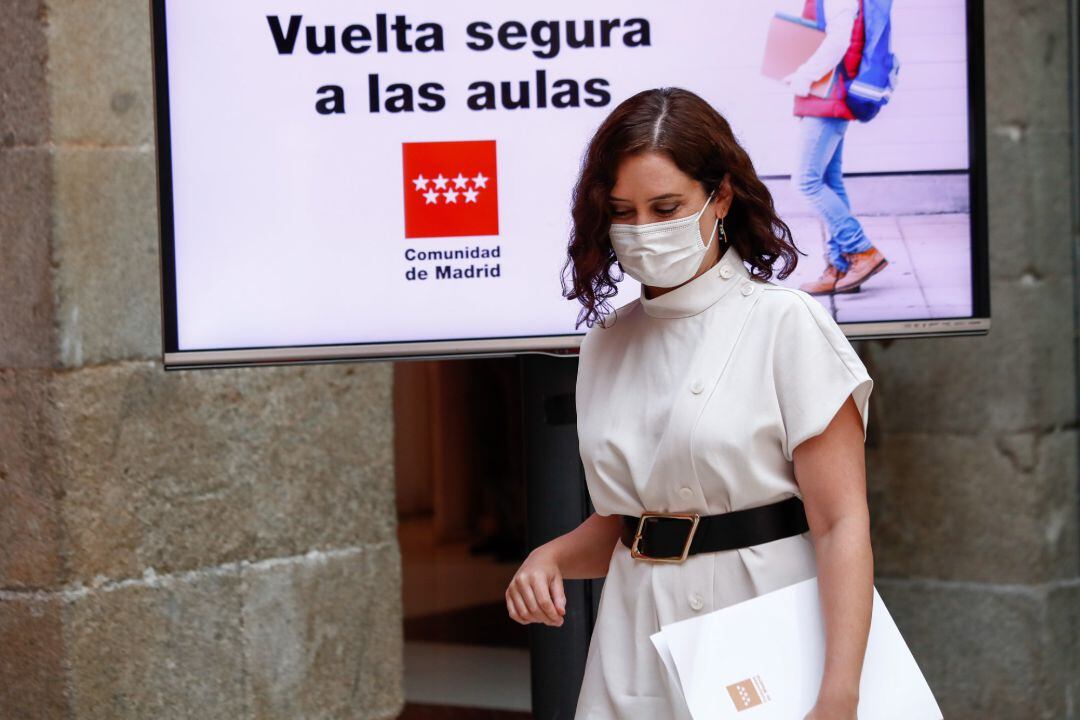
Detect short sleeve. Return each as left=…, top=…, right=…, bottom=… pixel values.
left=772, top=292, right=874, bottom=462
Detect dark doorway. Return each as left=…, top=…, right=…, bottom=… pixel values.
left=394, top=357, right=532, bottom=718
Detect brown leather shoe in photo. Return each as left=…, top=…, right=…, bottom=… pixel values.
left=834, top=246, right=888, bottom=293
left=798, top=262, right=848, bottom=296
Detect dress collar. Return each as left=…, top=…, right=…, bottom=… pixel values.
left=638, top=243, right=753, bottom=319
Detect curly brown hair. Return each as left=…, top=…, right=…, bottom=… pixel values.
left=561, top=87, right=804, bottom=329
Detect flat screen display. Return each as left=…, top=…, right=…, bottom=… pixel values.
left=152, top=0, right=988, bottom=369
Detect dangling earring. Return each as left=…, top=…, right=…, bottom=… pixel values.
left=718, top=215, right=727, bottom=246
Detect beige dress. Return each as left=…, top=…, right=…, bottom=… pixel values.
left=573, top=243, right=874, bottom=719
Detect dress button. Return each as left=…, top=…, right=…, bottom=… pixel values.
left=679, top=486, right=694, bottom=500
left=740, top=281, right=755, bottom=296
left=690, top=379, right=704, bottom=394
left=719, top=265, right=734, bottom=279
left=688, top=592, right=704, bottom=611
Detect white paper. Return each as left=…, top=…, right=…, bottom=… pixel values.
left=649, top=631, right=686, bottom=702
left=650, top=577, right=942, bottom=719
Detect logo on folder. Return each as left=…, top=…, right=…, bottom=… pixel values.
left=402, top=140, right=499, bottom=239
left=726, top=675, right=770, bottom=711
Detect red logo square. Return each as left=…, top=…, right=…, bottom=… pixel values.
left=402, top=140, right=499, bottom=239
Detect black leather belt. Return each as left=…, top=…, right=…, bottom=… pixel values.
left=619, top=496, right=810, bottom=563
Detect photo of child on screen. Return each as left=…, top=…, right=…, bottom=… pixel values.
left=783, top=0, right=890, bottom=295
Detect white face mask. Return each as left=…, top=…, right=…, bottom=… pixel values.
left=609, top=191, right=719, bottom=288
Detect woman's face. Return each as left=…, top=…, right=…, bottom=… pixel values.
left=608, top=151, right=733, bottom=296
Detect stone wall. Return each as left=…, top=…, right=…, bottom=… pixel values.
left=0, top=1, right=403, bottom=718
left=864, top=1, right=1080, bottom=717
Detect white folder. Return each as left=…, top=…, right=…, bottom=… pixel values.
left=650, top=578, right=942, bottom=719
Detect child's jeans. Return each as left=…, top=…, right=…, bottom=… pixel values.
left=792, top=116, right=873, bottom=272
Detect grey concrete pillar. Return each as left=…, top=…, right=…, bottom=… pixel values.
left=863, top=1, right=1080, bottom=717
left=0, top=1, right=404, bottom=717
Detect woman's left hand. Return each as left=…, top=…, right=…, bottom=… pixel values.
left=803, top=696, right=858, bottom=720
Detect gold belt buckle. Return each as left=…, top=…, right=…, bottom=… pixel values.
left=630, top=511, right=701, bottom=563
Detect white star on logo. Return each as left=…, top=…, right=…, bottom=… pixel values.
left=452, top=173, right=470, bottom=189
left=423, top=189, right=440, bottom=204
left=464, top=188, right=479, bottom=203
left=412, top=174, right=429, bottom=191
left=472, top=172, right=489, bottom=189
left=443, top=188, right=460, bottom=204
left=432, top=174, right=449, bottom=190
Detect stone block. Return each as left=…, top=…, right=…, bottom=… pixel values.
left=66, top=568, right=247, bottom=719
left=0, top=0, right=50, bottom=148
left=45, top=0, right=154, bottom=146
left=0, top=369, right=64, bottom=589
left=61, top=541, right=404, bottom=720
left=242, top=543, right=405, bottom=719
left=50, top=360, right=396, bottom=584
left=986, top=128, right=1073, bottom=280
left=984, top=0, right=1071, bottom=133
left=869, top=429, right=1079, bottom=584
left=0, top=594, right=67, bottom=720
left=0, top=148, right=56, bottom=368
left=876, top=579, right=1073, bottom=720
left=51, top=147, right=161, bottom=367
left=863, top=273, right=1075, bottom=434
left=1047, top=582, right=1080, bottom=720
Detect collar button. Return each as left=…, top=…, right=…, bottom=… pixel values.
left=719, top=265, right=734, bottom=279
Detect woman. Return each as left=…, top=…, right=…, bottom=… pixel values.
left=505, top=87, right=875, bottom=720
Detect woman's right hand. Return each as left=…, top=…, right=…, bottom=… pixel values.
left=505, top=544, right=567, bottom=627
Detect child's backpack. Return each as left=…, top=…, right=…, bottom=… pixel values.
left=842, top=0, right=900, bottom=121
